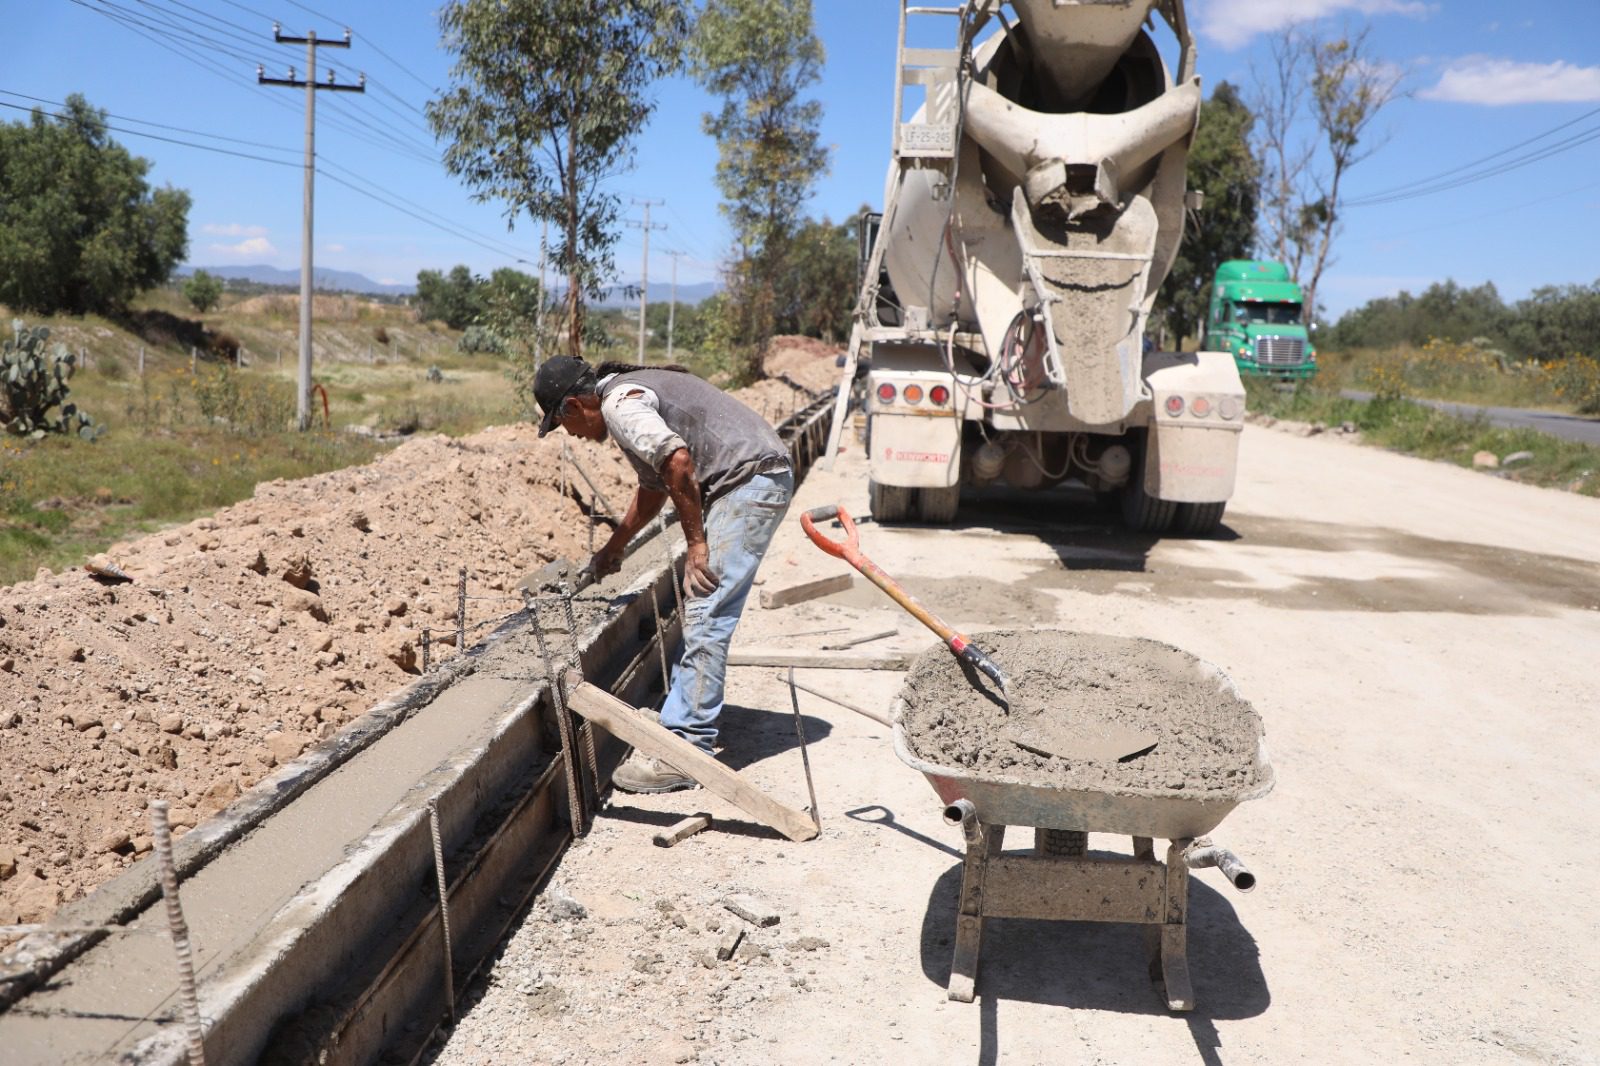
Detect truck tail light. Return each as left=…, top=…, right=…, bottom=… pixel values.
left=1191, top=396, right=1212, bottom=418
left=1219, top=396, right=1242, bottom=420
left=876, top=383, right=897, bottom=405
left=1165, top=394, right=1185, bottom=417
left=903, top=384, right=924, bottom=404
left=929, top=385, right=950, bottom=406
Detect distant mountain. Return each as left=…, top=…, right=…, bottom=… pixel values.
left=177, top=266, right=720, bottom=304
left=595, top=280, right=720, bottom=308
left=178, top=264, right=414, bottom=296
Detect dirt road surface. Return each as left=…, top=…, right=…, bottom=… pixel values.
left=433, top=423, right=1600, bottom=1066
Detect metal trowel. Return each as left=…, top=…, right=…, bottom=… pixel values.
left=520, top=557, right=596, bottom=596
left=1005, top=716, right=1158, bottom=763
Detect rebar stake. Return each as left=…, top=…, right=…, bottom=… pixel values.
left=422, top=628, right=432, bottom=672
left=456, top=567, right=467, bottom=652
left=427, top=800, right=457, bottom=1022
left=525, top=591, right=586, bottom=836
left=150, top=800, right=207, bottom=1066
left=558, top=582, right=600, bottom=810
left=786, top=668, right=821, bottom=832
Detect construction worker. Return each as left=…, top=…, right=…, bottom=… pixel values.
left=534, top=356, right=794, bottom=793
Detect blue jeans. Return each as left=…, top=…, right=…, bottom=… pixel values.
left=658, top=469, right=794, bottom=753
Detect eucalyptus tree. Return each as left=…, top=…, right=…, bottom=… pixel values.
left=428, top=0, right=689, bottom=356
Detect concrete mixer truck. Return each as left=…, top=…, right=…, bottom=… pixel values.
left=825, top=0, right=1244, bottom=535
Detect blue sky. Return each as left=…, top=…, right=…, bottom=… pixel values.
left=8, top=0, right=1599, bottom=319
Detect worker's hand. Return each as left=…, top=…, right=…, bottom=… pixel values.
left=589, top=543, right=624, bottom=579
left=683, top=542, right=720, bottom=598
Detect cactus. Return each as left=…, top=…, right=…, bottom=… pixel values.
left=2, top=320, right=102, bottom=440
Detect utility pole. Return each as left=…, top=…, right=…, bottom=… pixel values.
left=534, top=219, right=548, bottom=374
left=260, top=26, right=364, bottom=431
left=626, top=199, right=665, bottom=363
left=666, top=250, right=684, bottom=361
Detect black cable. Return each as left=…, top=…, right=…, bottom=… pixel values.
left=316, top=170, right=535, bottom=266
left=1347, top=124, right=1600, bottom=207
left=1347, top=103, right=1600, bottom=206
left=0, top=89, right=297, bottom=153
left=0, top=99, right=300, bottom=167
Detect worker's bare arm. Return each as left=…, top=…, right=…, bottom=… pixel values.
left=590, top=485, right=667, bottom=577
left=659, top=448, right=719, bottom=596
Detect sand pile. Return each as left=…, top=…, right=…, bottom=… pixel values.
left=898, top=629, right=1267, bottom=796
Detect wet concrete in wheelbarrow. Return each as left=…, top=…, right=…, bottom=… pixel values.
left=898, top=629, right=1266, bottom=796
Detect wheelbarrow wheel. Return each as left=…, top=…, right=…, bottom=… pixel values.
left=1035, top=828, right=1087, bottom=858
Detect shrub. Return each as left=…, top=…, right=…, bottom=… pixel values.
left=373, top=325, right=390, bottom=346
left=1, top=320, right=101, bottom=439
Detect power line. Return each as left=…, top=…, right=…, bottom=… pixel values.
left=0, top=98, right=300, bottom=167
left=1347, top=124, right=1600, bottom=207
left=317, top=170, right=534, bottom=266
left=0, top=88, right=297, bottom=154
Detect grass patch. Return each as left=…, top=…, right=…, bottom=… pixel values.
left=1246, top=379, right=1600, bottom=498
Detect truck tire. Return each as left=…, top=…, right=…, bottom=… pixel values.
left=869, top=480, right=914, bottom=523
left=1120, top=433, right=1176, bottom=533
left=915, top=485, right=961, bottom=525
left=1172, top=501, right=1227, bottom=536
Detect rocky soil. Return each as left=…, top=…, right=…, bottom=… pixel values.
left=0, top=339, right=841, bottom=926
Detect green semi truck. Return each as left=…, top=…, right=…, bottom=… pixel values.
left=1204, top=260, right=1317, bottom=379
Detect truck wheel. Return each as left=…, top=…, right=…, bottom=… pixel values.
left=1172, top=501, right=1227, bottom=536
left=915, top=485, right=961, bottom=525
left=1120, top=473, right=1176, bottom=533
left=869, top=480, right=914, bottom=523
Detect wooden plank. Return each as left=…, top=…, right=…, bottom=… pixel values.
left=727, top=650, right=912, bottom=671
left=652, top=814, right=712, bottom=849
left=758, top=572, right=853, bottom=609
left=562, top=674, right=819, bottom=843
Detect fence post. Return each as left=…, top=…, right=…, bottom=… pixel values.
left=138, top=346, right=145, bottom=377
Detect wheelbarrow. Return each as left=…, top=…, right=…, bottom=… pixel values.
left=891, top=633, right=1274, bottom=1011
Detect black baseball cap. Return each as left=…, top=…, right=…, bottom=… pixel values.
left=534, top=356, right=595, bottom=437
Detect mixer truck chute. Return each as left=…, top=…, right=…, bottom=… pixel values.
left=824, top=0, right=1245, bottom=536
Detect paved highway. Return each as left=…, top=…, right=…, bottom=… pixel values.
left=1342, top=389, right=1600, bottom=445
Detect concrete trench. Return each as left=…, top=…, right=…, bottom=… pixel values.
left=0, top=395, right=837, bottom=1066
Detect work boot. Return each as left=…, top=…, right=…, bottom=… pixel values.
left=612, top=751, right=697, bottom=794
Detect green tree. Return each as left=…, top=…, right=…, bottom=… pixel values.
left=690, top=0, right=829, bottom=377
left=773, top=214, right=856, bottom=342
left=183, top=269, right=224, bottom=313
left=428, top=0, right=688, bottom=357
left=1155, top=83, right=1258, bottom=347
left=0, top=95, right=190, bottom=315
left=414, top=264, right=486, bottom=329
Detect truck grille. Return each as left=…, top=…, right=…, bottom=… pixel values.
left=1253, top=336, right=1306, bottom=366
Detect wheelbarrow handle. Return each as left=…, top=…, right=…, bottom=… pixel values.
left=800, top=504, right=858, bottom=561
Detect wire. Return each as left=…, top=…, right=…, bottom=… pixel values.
left=0, top=89, right=297, bottom=153
left=0, top=99, right=300, bottom=167
left=316, top=170, right=535, bottom=266
left=1347, top=103, right=1600, bottom=205
left=1347, top=122, right=1600, bottom=207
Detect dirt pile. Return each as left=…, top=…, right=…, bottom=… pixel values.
left=0, top=372, right=818, bottom=927
left=897, top=629, right=1267, bottom=795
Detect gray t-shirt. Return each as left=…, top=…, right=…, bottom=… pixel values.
left=598, top=370, right=788, bottom=504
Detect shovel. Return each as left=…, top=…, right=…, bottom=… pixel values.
left=799, top=504, right=1011, bottom=709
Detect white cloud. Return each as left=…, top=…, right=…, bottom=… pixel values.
left=199, top=222, right=268, bottom=238
left=207, top=236, right=278, bottom=260
left=326, top=243, right=346, bottom=253
left=1196, top=0, right=1432, bottom=50
left=1421, top=57, right=1600, bottom=104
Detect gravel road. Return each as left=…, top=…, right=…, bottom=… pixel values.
left=1341, top=389, right=1600, bottom=445
left=433, top=422, right=1600, bottom=1066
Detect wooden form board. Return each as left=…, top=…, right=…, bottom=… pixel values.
left=757, top=572, right=853, bottom=609
left=727, top=650, right=913, bottom=671
left=562, top=673, right=819, bottom=843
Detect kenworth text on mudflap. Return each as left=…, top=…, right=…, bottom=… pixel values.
left=823, top=0, right=1244, bottom=536
left=1204, top=259, right=1318, bottom=381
